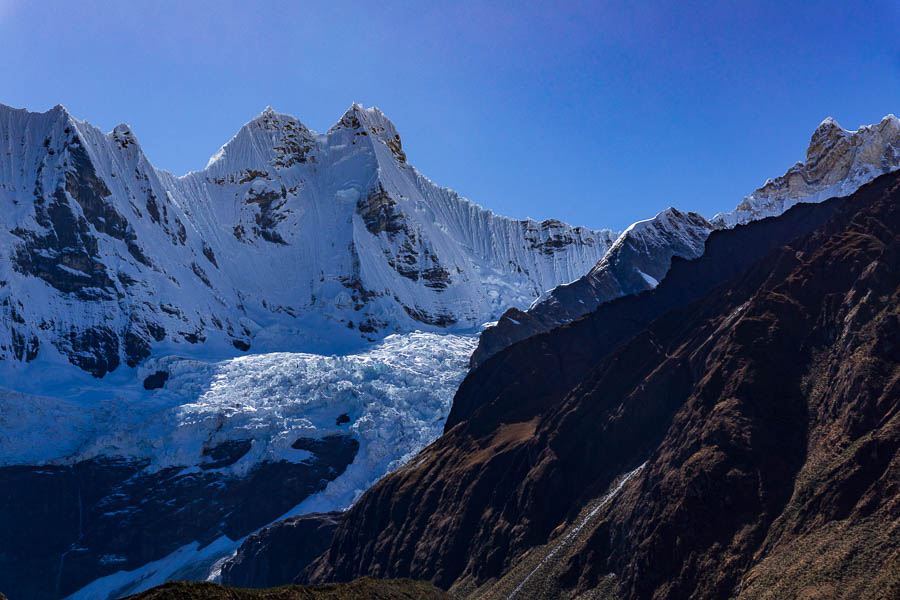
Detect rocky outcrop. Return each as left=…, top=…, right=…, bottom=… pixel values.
left=0, top=436, right=358, bottom=600
left=713, top=114, right=900, bottom=227
left=303, top=171, right=899, bottom=599
left=220, top=512, right=344, bottom=588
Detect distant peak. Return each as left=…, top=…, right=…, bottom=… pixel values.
left=247, top=106, right=304, bottom=128
left=328, top=103, right=406, bottom=161
left=111, top=123, right=139, bottom=147
left=329, top=103, right=395, bottom=133
left=205, top=107, right=313, bottom=171
left=816, top=116, right=842, bottom=130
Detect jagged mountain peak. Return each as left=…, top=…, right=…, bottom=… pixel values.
left=204, top=107, right=314, bottom=172
left=812, top=115, right=842, bottom=133
left=327, top=103, right=405, bottom=161
left=0, top=102, right=75, bottom=133
left=247, top=105, right=307, bottom=129
left=188, top=103, right=409, bottom=173
left=110, top=122, right=140, bottom=148
left=330, top=102, right=388, bottom=131
left=0, top=100, right=614, bottom=376
left=470, top=114, right=899, bottom=368
left=713, top=113, right=900, bottom=228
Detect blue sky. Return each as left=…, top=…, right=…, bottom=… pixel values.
left=2, top=0, right=899, bottom=231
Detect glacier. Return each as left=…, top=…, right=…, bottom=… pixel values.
left=0, top=101, right=616, bottom=600
left=1, top=331, right=476, bottom=600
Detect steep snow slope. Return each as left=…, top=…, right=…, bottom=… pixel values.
left=471, top=114, right=900, bottom=366
left=0, top=103, right=615, bottom=377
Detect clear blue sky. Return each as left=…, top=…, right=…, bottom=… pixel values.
left=2, top=0, right=899, bottom=231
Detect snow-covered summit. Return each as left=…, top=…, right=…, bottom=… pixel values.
left=205, top=106, right=314, bottom=171
left=0, top=102, right=616, bottom=376
left=713, top=113, right=900, bottom=227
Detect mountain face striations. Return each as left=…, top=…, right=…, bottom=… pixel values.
left=0, top=103, right=614, bottom=377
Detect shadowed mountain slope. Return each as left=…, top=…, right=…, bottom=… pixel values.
left=471, top=114, right=900, bottom=369
left=302, top=171, right=899, bottom=599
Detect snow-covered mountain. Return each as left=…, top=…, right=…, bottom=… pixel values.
left=0, top=102, right=619, bottom=600
left=471, top=114, right=900, bottom=367
left=0, top=103, right=615, bottom=377
left=713, top=114, right=900, bottom=227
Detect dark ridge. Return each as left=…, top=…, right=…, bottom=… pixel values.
left=447, top=190, right=845, bottom=433
left=302, top=170, right=899, bottom=598
left=220, top=512, right=344, bottom=588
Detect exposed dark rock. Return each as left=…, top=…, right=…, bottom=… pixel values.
left=402, top=305, right=457, bottom=327
left=146, top=192, right=162, bottom=223
left=55, top=326, right=120, bottom=378
left=385, top=133, right=406, bottom=163
left=357, top=183, right=408, bottom=237
left=340, top=242, right=379, bottom=311
left=246, top=186, right=290, bottom=245
left=292, top=435, right=360, bottom=466
left=305, top=172, right=900, bottom=599
left=65, top=142, right=151, bottom=267
left=336, top=413, right=350, bottom=426
left=201, top=440, right=252, bottom=470
left=124, top=330, right=152, bottom=368
left=190, top=262, right=212, bottom=288
left=180, top=331, right=205, bottom=344
left=0, top=434, right=361, bottom=600
left=232, top=339, right=251, bottom=351
left=146, top=321, right=167, bottom=342
left=220, top=512, right=344, bottom=588
left=10, top=328, right=39, bottom=362
left=421, top=265, right=451, bottom=290
left=142, top=370, right=169, bottom=390
left=202, top=242, right=218, bottom=267
left=12, top=188, right=117, bottom=297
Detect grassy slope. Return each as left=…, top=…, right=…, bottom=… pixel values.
left=120, top=577, right=454, bottom=600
